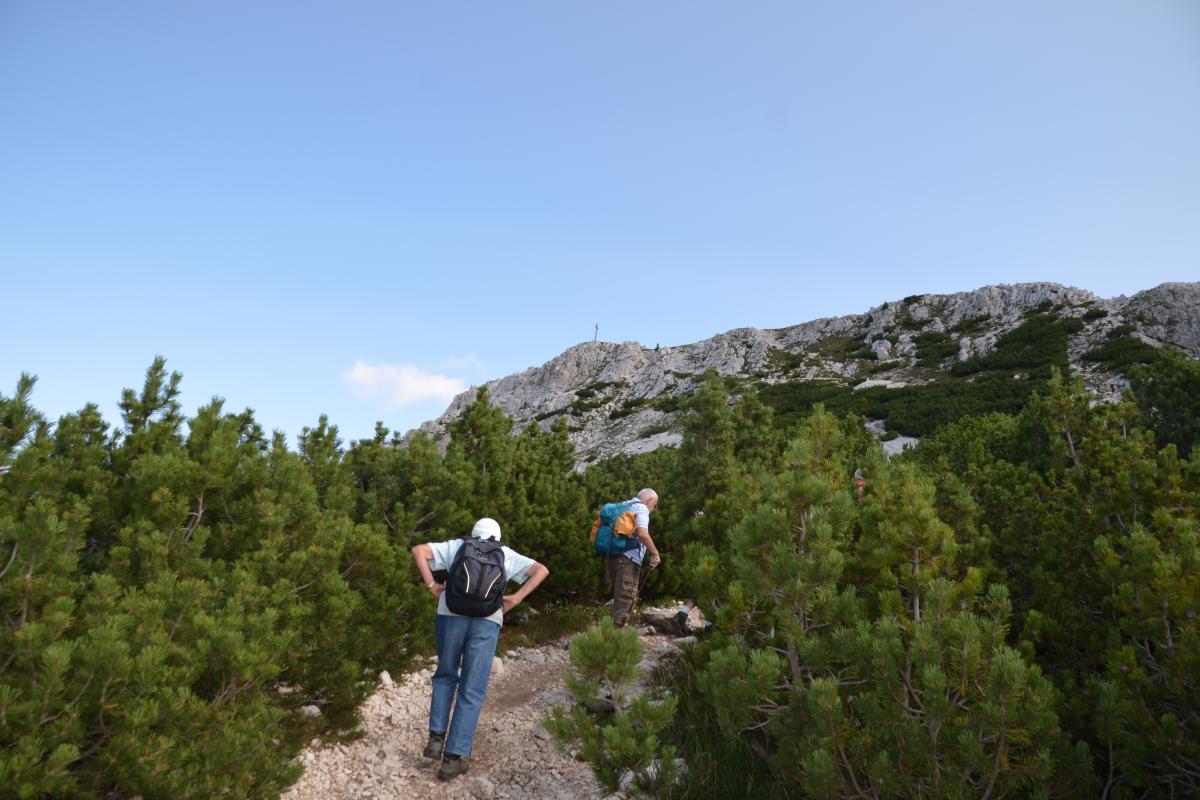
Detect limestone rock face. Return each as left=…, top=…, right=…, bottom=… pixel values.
left=1121, top=283, right=1200, bottom=354
left=862, top=283, right=1097, bottom=338
left=412, top=282, right=1199, bottom=466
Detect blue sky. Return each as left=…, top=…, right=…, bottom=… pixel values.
left=2, top=1, right=1198, bottom=443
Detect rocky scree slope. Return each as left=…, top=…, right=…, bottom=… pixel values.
left=414, top=282, right=1200, bottom=467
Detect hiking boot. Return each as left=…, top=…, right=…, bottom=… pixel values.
left=437, top=754, right=469, bottom=781
left=421, top=733, right=445, bottom=760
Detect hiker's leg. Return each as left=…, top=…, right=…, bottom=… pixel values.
left=620, top=557, right=642, bottom=626
left=611, top=556, right=640, bottom=628
left=444, top=617, right=500, bottom=758
left=628, top=557, right=643, bottom=608
left=429, top=614, right=467, bottom=737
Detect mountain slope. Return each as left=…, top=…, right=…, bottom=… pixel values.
left=414, top=282, right=1200, bottom=466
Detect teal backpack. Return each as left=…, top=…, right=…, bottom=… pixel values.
left=589, top=501, right=640, bottom=557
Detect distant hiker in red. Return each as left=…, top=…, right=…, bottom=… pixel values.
left=605, top=488, right=661, bottom=628
left=410, top=518, right=549, bottom=781
left=854, top=468, right=865, bottom=503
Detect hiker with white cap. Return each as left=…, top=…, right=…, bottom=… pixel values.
left=410, top=517, right=549, bottom=781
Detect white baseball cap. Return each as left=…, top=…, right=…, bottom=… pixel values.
left=471, top=517, right=501, bottom=541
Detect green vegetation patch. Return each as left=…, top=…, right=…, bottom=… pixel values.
left=1030, top=300, right=1060, bottom=315
left=913, top=331, right=958, bottom=368
left=608, top=397, right=649, bottom=420
left=951, top=313, right=1083, bottom=379
left=569, top=396, right=607, bottom=415
left=761, top=373, right=1042, bottom=438
left=638, top=421, right=675, bottom=438
left=863, top=361, right=898, bottom=375
left=498, top=603, right=607, bottom=653
left=571, top=381, right=623, bottom=415
left=950, top=313, right=991, bottom=335
left=1083, top=336, right=1161, bottom=371
left=855, top=376, right=1039, bottom=437
left=816, top=336, right=862, bottom=358
left=1107, top=323, right=1136, bottom=338
left=721, top=374, right=748, bottom=393
left=816, top=336, right=877, bottom=361
left=766, top=346, right=808, bottom=373
left=617, top=318, right=1116, bottom=455
left=653, top=392, right=693, bottom=414
left=759, top=380, right=853, bottom=419
left=575, top=381, right=614, bottom=400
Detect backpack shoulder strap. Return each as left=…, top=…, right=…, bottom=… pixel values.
left=450, top=536, right=478, bottom=564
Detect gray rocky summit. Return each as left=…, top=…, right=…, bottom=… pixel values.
left=414, top=282, right=1199, bottom=467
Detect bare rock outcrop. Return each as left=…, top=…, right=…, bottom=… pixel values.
left=1122, top=283, right=1200, bottom=355
left=411, top=282, right=1198, bottom=466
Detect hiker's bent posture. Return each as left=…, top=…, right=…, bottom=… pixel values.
left=606, top=488, right=661, bottom=628
left=410, top=518, right=549, bottom=781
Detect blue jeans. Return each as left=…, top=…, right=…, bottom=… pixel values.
left=429, top=613, right=501, bottom=758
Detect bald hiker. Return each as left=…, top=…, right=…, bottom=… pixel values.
left=590, top=488, right=661, bottom=628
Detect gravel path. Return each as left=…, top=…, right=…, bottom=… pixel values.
left=282, top=613, right=693, bottom=800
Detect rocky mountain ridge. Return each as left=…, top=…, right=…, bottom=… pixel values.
left=414, top=282, right=1200, bottom=466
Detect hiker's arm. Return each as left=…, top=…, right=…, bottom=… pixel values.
left=410, top=544, right=444, bottom=598
left=636, top=527, right=661, bottom=568
left=503, top=562, right=549, bottom=613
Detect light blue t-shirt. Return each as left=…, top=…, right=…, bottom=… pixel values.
left=425, top=538, right=536, bottom=627
left=623, top=498, right=651, bottom=566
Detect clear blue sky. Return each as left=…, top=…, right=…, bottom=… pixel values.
left=3, top=1, right=1198, bottom=443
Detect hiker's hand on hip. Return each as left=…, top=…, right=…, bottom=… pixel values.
left=427, top=582, right=444, bottom=598
left=502, top=595, right=519, bottom=613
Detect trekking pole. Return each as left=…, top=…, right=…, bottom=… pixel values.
left=636, top=565, right=650, bottom=598
left=636, top=553, right=657, bottom=599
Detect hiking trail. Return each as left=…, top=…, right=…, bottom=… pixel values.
left=282, top=607, right=696, bottom=800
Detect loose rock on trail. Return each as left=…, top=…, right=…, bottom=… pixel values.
left=282, top=608, right=703, bottom=800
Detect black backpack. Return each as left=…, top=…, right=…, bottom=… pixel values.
left=444, top=537, right=507, bottom=617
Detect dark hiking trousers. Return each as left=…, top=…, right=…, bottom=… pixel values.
left=606, top=554, right=641, bottom=628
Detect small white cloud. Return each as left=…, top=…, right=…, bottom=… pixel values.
left=343, top=361, right=466, bottom=408
left=441, top=354, right=483, bottom=371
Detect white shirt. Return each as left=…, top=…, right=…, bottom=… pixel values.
left=623, top=498, right=651, bottom=566
left=424, top=538, right=537, bottom=627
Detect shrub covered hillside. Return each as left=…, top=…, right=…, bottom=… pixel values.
left=561, top=363, right=1199, bottom=799
left=0, top=359, right=613, bottom=799
left=2, top=350, right=1197, bottom=798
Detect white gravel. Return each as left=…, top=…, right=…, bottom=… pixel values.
left=282, top=614, right=688, bottom=800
